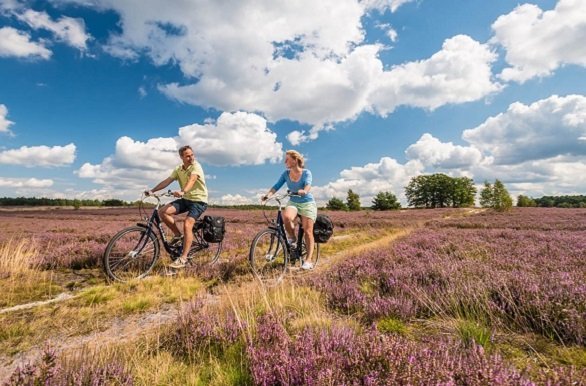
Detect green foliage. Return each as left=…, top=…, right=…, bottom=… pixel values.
left=371, top=191, right=401, bottom=210
left=377, top=317, right=407, bottom=335
left=405, top=174, right=476, bottom=208
left=456, top=319, right=492, bottom=348
left=103, top=199, right=126, bottom=207
left=479, top=180, right=513, bottom=211
left=122, top=297, right=153, bottom=313
left=516, top=195, right=537, bottom=207
left=346, top=189, right=361, bottom=211
left=0, top=196, right=123, bottom=207
left=533, top=195, right=586, bottom=208
left=326, top=197, right=348, bottom=211
left=451, top=177, right=477, bottom=208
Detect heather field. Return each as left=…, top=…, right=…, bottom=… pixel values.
left=0, top=207, right=584, bottom=385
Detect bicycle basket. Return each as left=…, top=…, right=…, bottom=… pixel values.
left=313, top=214, right=334, bottom=243
left=202, top=215, right=225, bottom=243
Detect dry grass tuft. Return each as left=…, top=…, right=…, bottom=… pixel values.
left=0, top=238, right=39, bottom=274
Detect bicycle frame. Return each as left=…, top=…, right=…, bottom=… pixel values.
left=267, top=193, right=305, bottom=261
left=140, top=206, right=180, bottom=257
left=138, top=192, right=209, bottom=258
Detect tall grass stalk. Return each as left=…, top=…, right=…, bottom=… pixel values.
left=0, top=238, right=39, bottom=274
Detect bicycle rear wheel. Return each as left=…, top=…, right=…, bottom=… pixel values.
left=187, top=228, right=222, bottom=267
left=103, top=226, right=160, bottom=282
left=249, top=228, right=288, bottom=284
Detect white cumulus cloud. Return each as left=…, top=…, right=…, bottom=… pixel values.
left=462, top=94, right=586, bottom=165
left=492, top=0, right=586, bottom=83
left=0, top=143, right=76, bottom=167
left=17, top=9, right=90, bottom=50
left=215, top=194, right=255, bottom=206
left=0, top=104, right=15, bottom=134
left=405, top=133, right=483, bottom=168
left=53, top=0, right=501, bottom=144
left=78, top=112, right=283, bottom=190
left=361, top=0, right=416, bottom=13
left=369, top=35, right=501, bottom=116
left=0, top=26, right=51, bottom=59
left=177, top=112, right=283, bottom=166
left=313, top=94, right=586, bottom=205
left=312, top=157, right=424, bottom=205
left=0, top=177, right=54, bottom=188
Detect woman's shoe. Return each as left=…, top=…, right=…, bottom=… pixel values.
left=301, top=261, right=314, bottom=270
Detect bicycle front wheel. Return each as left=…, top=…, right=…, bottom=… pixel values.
left=103, top=226, right=160, bottom=282
left=249, top=228, right=288, bottom=284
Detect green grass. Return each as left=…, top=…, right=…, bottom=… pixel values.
left=455, top=319, right=492, bottom=348
left=0, top=272, right=64, bottom=308
left=377, top=316, right=408, bottom=336
left=0, top=275, right=204, bottom=356
left=123, top=296, right=155, bottom=313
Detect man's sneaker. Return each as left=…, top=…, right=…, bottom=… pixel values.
left=169, top=235, right=183, bottom=246
left=169, top=258, right=188, bottom=269
left=301, top=261, right=314, bottom=270
left=265, top=253, right=276, bottom=262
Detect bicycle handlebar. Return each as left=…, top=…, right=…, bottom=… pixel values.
left=264, top=190, right=301, bottom=201
left=144, top=190, right=174, bottom=199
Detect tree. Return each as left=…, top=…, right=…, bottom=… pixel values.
left=405, top=174, right=476, bottom=208
left=346, top=189, right=361, bottom=211
left=516, top=194, right=536, bottom=207
left=103, top=199, right=126, bottom=207
left=326, top=197, right=348, bottom=211
left=371, top=191, right=401, bottom=210
left=479, top=179, right=513, bottom=211
left=450, top=177, right=477, bottom=207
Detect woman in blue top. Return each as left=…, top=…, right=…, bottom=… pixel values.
left=262, top=150, right=317, bottom=270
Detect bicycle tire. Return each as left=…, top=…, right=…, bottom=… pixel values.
left=187, top=227, right=222, bottom=266
left=103, top=226, right=160, bottom=282
left=249, top=228, right=288, bottom=284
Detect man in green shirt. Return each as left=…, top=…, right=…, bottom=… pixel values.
left=146, top=145, right=208, bottom=268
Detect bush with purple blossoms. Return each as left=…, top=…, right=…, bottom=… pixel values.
left=247, top=312, right=585, bottom=385
left=310, top=208, right=586, bottom=345
left=7, top=346, right=133, bottom=386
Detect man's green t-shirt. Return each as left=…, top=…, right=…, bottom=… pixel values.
left=170, top=161, right=208, bottom=203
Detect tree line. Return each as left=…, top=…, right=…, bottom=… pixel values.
left=325, top=173, right=584, bottom=212
left=3, top=175, right=584, bottom=211
left=517, top=195, right=586, bottom=208
left=0, top=197, right=129, bottom=208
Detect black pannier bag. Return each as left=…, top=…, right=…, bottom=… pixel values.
left=202, top=215, right=225, bottom=243
left=313, top=214, right=334, bottom=243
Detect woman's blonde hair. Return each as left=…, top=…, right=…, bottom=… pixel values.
left=286, top=150, right=305, bottom=167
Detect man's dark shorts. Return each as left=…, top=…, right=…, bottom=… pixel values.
left=172, top=198, right=207, bottom=219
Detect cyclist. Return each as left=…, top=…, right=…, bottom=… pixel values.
left=145, top=145, right=208, bottom=269
left=262, top=150, right=317, bottom=270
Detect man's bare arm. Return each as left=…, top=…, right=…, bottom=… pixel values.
left=146, top=177, right=174, bottom=194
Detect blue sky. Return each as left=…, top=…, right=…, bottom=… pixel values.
left=0, top=0, right=585, bottom=205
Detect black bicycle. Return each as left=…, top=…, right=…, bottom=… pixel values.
left=103, top=191, right=222, bottom=282
left=249, top=192, right=319, bottom=284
